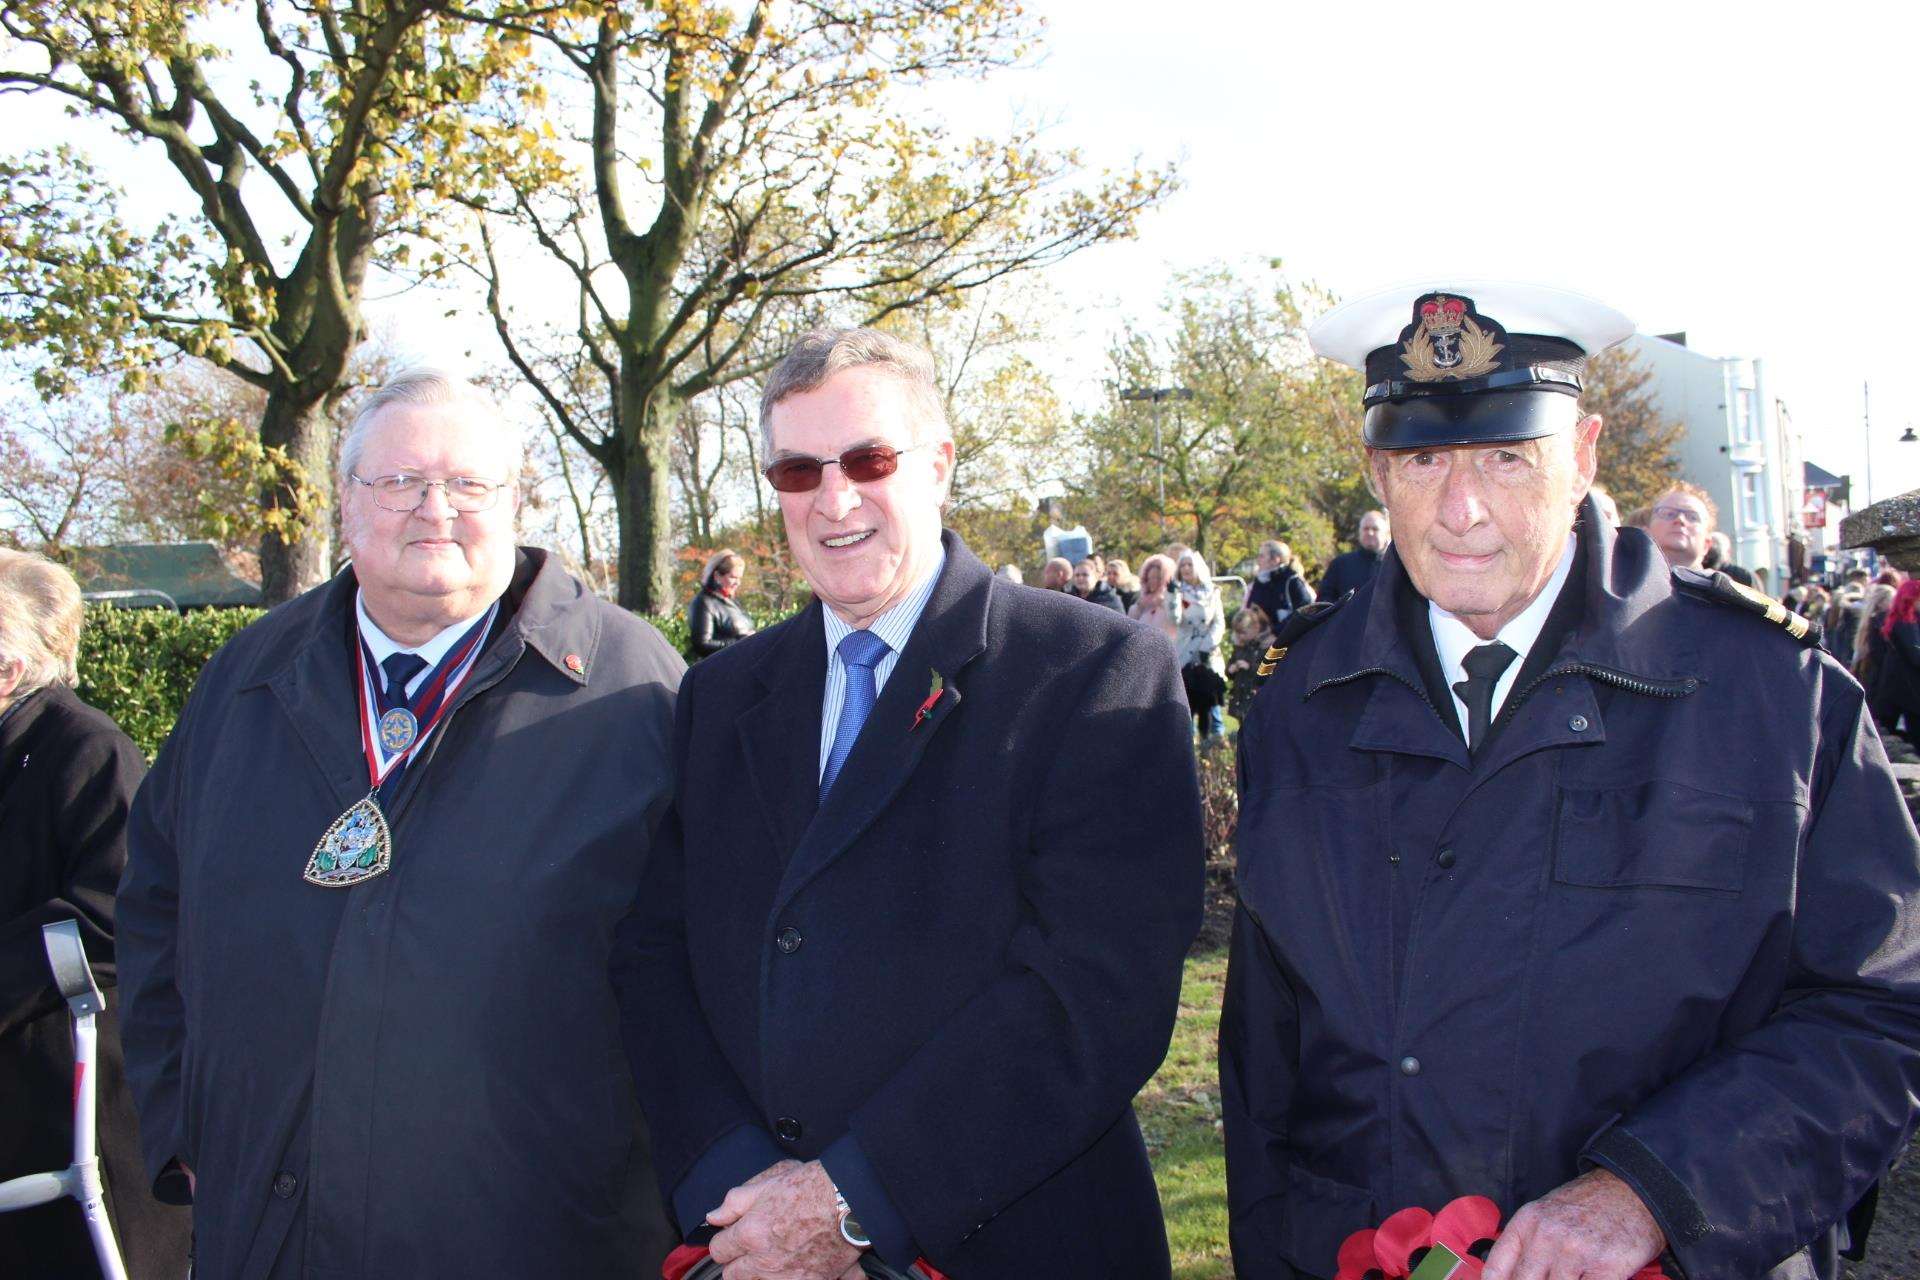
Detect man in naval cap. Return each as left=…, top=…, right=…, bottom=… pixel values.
left=1221, top=282, right=1920, bottom=1280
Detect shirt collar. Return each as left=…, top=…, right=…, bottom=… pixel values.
left=1428, top=533, right=1577, bottom=682
left=356, top=591, right=495, bottom=677
left=821, top=545, right=947, bottom=666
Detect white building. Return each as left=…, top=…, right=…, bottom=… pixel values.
left=1625, top=333, right=1802, bottom=590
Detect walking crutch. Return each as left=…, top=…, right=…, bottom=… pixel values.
left=0, top=918, right=130, bottom=1280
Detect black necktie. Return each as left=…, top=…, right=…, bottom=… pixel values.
left=380, top=652, right=429, bottom=711
left=1452, top=641, right=1518, bottom=751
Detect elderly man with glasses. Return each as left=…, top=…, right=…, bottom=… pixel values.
left=612, top=327, right=1204, bottom=1279
left=117, top=369, right=684, bottom=1279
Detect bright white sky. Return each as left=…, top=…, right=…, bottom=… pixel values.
left=937, top=0, right=1920, bottom=503
left=12, top=0, right=1919, bottom=503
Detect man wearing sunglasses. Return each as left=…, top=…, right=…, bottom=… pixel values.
left=614, top=328, right=1205, bottom=1279
left=117, top=369, right=684, bottom=1278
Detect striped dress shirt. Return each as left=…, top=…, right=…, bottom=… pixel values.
left=817, top=547, right=947, bottom=781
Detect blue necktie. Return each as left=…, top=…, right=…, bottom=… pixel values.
left=821, top=629, right=890, bottom=799
left=380, top=652, right=429, bottom=710
left=374, top=652, right=430, bottom=806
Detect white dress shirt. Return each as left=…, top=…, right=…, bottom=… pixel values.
left=1428, top=534, right=1576, bottom=738
left=356, top=592, right=495, bottom=700
left=817, top=547, right=947, bottom=781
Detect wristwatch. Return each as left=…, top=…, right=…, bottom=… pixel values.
left=832, top=1184, right=872, bottom=1249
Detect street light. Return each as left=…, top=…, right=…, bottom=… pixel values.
left=1861, top=383, right=1920, bottom=509
left=1119, top=385, right=1194, bottom=533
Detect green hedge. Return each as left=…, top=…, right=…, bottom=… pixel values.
left=74, top=603, right=734, bottom=760
left=77, top=605, right=266, bottom=759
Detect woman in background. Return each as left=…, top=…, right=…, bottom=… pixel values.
left=1876, top=580, right=1920, bottom=751
left=1128, top=554, right=1180, bottom=648
left=0, top=549, right=191, bottom=1279
left=685, top=548, right=755, bottom=661
left=1175, top=549, right=1228, bottom=741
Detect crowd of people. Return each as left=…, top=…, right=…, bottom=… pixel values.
left=691, top=516, right=1400, bottom=743
left=687, top=493, right=1920, bottom=762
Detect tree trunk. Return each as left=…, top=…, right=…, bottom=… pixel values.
left=256, top=388, right=334, bottom=605
left=615, top=385, right=678, bottom=614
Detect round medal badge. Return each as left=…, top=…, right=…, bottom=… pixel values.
left=378, top=707, right=419, bottom=754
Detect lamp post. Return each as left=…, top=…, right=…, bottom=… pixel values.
left=1860, top=383, right=1919, bottom=511
left=1119, top=385, right=1193, bottom=534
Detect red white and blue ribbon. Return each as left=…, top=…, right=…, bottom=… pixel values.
left=355, top=603, right=496, bottom=791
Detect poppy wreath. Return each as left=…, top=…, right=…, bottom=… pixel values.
left=1333, top=1195, right=1670, bottom=1280
left=662, top=1243, right=951, bottom=1280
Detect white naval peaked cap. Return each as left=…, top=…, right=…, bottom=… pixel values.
left=1308, top=279, right=1636, bottom=372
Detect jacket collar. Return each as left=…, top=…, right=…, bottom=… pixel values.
left=239, top=547, right=593, bottom=810
left=0, top=685, right=52, bottom=760
left=1307, top=494, right=1697, bottom=702
left=238, top=547, right=594, bottom=695
left=738, top=530, right=992, bottom=912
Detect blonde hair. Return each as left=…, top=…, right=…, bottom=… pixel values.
left=1856, top=584, right=1896, bottom=677
left=1138, top=553, right=1177, bottom=595
left=701, top=548, right=743, bottom=589
left=0, top=548, right=84, bottom=694
left=1177, top=548, right=1216, bottom=592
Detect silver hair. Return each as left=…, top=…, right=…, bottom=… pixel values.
left=0, top=548, right=84, bottom=695
left=758, top=328, right=951, bottom=458
left=338, top=368, right=524, bottom=485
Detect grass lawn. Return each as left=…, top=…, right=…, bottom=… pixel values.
left=1142, top=949, right=1233, bottom=1279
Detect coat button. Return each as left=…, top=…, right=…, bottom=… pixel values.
left=775, top=927, right=803, bottom=954
left=272, top=1171, right=299, bottom=1198
left=1399, top=1056, right=1422, bottom=1077
left=1436, top=848, right=1456, bottom=869
left=775, top=1116, right=803, bottom=1142
left=1568, top=714, right=1590, bottom=732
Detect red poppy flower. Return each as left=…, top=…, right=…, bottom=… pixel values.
left=1334, top=1196, right=1666, bottom=1280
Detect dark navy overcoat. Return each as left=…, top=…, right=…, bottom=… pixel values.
left=612, top=533, right=1205, bottom=1278
left=1223, top=505, right=1920, bottom=1280
left=117, top=550, right=683, bottom=1279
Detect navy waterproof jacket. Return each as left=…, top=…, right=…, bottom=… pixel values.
left=1223, top=505, right=1920, bottom=1280
left=117, top=550, right=684, bottom=1279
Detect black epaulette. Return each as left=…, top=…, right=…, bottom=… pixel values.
left=1257, top=595, right=1351, bottom=677
left=1670, top=566, right=1822, bottom=646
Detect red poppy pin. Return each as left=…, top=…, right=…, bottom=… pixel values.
left=564, top=654, right=585, bottom=674
left=911, top=671, right=945, bottom=731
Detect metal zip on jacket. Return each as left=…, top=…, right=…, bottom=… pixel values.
left=1307, top=667, right=1441, bottom=714
left=1491, top=662, right=1699, bottom=736
left=1310, top=661, right=1699, bottom=737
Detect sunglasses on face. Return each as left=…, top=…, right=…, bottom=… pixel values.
left=762, top=442, right=928, bottom=494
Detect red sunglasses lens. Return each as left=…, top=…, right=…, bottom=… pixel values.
left=839, top=445, right=901, bottom=482
left=763, top=446, right=903, bottom=492
left=764, top=457, right=823, bottom=492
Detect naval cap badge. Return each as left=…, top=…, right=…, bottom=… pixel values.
left=1399, top=291, right=1505, bottom=383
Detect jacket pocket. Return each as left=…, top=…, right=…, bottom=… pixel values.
left=1279, top=1161, right=1378, bottom=1278
left=1553, top=780, right=1751, bottom=894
